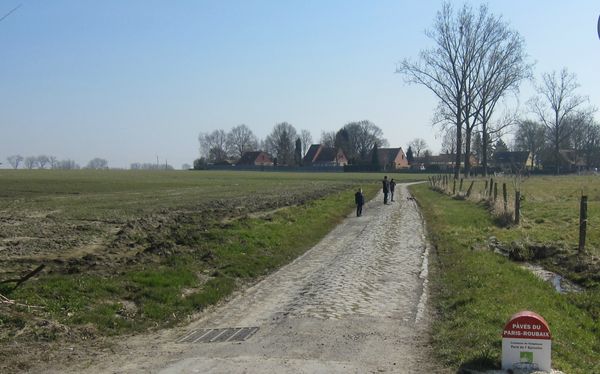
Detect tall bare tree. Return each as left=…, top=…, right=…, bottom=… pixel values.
left=569, top=112, right=600, bottom=168
left=24, top=156, right=38, bottom=169
left=471, top=16, right=531, bottom=175
left=265, top=122, right=297, bottom=166
left=399, top=3, right=530, bottom=177
left=339, top=121, right=387, bottom=163
left=529, top=68, right=590, bottom=174
left=199, top=129, right=228, bottom=163
left=408, top=138, right=428, bottom=158
left=300, top=129, right=313, bottom=157
left=320, top=131, right=336, bottom=148
left=7, top=155, right=23, bottom=169
left=514, top=119, right=545, bottom=168
left=86, top=158, right=108, bottom=169
left=398, top=3, right=472, bottom=178
left=37, top=155, right=50, bottom=169
left=226, top=124, right=258, bottom=160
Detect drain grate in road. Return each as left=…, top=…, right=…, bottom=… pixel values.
left=177, top=327, right=259, bottom=343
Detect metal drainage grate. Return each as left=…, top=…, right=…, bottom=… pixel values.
left=177, top=327, right=259, bottom=343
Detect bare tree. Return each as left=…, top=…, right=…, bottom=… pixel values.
left=226, top=124, right=258, bottom=160
left=320, top=131, right=336, bottom=148
left=472, top=19, right=531, bottom=175
left=569, top=112, right=600, bottom=168
left=181, top=163, right=191, bottom=170
left=529, top=68, right=590, bottom=174
left=399, top=2, right=530, bottom=177
left=86, top=158, right=108, bottom=169
left=340, top=121, right=388, bottom=163
left=514, top=119, right=545, bottom=168
left=300, top=129, right=313, bottom=157
left=265, top=122, right=297, bottom=166
left=398, top=3, right=472, bottom=178
left=439, top=125, right=464, bottom=155
left=199, top=129, right=228, bottom=163
left=55, top=159, right=80, bottom=170
left=24, top=156, right=38, bottom=169
left=49, top=156, right=57, bottom=169
left=409, top=138, right=428, bottom=158
left=37, top=155, right=50, bottom=169
left=7, top=155, right=23, bottom=169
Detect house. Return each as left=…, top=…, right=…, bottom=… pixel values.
left=372, top=147, right=409, bottom=171
left=302, top=144, right=348, bottom=167
left=493, top=151, right=532, bottom=172
left=237, top=151, right=274, bottom=166
left=540, top=149, right=586, bottom=172
left=416, top=153, right=478, bottom=171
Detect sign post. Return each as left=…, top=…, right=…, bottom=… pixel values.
left=502, top=311, right=552, bottom=372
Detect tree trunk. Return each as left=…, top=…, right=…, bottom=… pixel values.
left=454, top=111, right=462, bottom=180
left=464, top=129, right=472, bottom=178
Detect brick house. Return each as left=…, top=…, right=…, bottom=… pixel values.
left=237, top=151, right=274, bottom=166
left=373, top=147, right=409, bottom=170
left=302, top=144, right=348, bottom=167
left=493, top=151, right=533, bottom=172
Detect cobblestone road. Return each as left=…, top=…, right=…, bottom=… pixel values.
left=63, top=183, right=441, bottom=374
left=159, top=184, right=439, bottom=373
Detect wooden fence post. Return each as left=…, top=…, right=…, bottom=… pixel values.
left=493, top=182, right=498, bottom=202
left=515, top=190, right=521, bottom=225
left=466, top=180, right=474, bottom=197
left=579, top=195, right=588, bottom=253
left=503, top=183, right=508, bottom=212
left=459, top=178, right=464, bottom=193
left=488, top=178, right=494, bottom=198
left=452, top=178, right=456, bottom=195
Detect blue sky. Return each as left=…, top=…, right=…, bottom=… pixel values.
left=1, top=1, right=599, bottom=168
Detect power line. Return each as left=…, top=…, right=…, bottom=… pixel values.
left=0, top=3, right=22, bottom=24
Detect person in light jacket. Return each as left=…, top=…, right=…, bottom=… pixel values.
left=390, top=178, right=396, bottom=202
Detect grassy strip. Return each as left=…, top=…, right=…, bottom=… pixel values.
left=410, top=183, right=600, bottom=373
left=2, top=185, right=379, bottom=339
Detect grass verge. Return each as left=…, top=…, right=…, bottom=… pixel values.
left=410, top=183, right=600, bottom=373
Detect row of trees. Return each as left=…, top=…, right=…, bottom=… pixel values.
left=398, top=2, right=599, bottom=176
left=5, top=155, right=109, bottom=170
left=514, top=110, right=600, bottom=170
left=198, top=121, right=390, bottom=166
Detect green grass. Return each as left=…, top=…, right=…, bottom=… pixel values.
left=411, top=183, right=600, bottom=373
left=443, top=175, right=600, bottom=256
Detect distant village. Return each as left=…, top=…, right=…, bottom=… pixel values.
left=198, top=141, right=588, bottom=175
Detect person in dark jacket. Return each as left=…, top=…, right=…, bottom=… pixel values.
left=355, top=188, right=364, bottom=217
left=390, top=178, right=396, bottom=202
left=382, top=176, right=390, bottom=204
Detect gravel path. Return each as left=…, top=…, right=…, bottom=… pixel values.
left=58, top=183, right=442, bottom=373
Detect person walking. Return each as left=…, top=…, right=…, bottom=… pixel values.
left=390, top=178, right=396, bottom=202
left=354, top=188, right=364, bottom=217
left=382, top=176, right=390, bottom=204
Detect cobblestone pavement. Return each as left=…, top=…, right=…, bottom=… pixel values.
left=196, top=184, right=429, bottom=327
left=62, top=184, right=442, bottom=373
left=158, top=184, right=439, bottom=373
